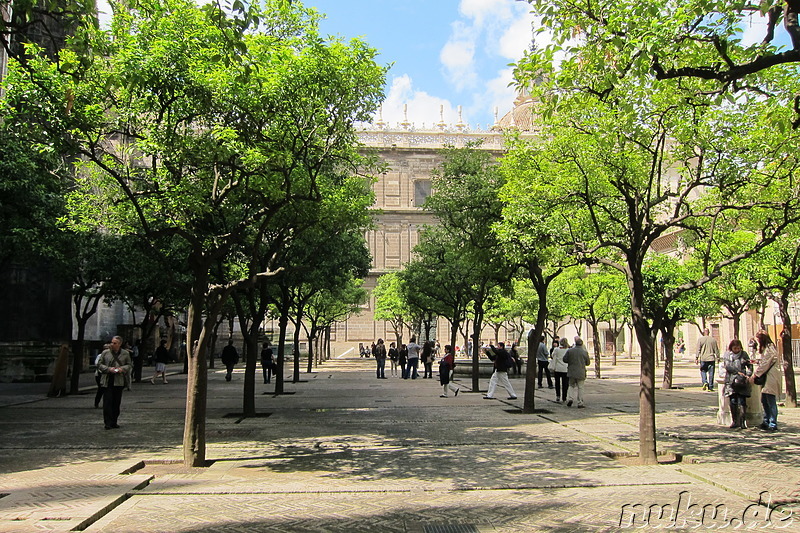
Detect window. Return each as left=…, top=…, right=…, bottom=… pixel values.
left=413, top=179, right=431, bottom=207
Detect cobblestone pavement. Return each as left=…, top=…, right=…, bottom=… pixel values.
left=0, top=357, right=798, bottom=532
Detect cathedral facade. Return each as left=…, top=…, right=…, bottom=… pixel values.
left=328, top=101, right=536, bottom=354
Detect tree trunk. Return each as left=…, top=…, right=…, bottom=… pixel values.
left=778, top=299, right=798, bottom=408
left=275, top=312, right=288, bottom=394
left=632, top=312, right=658, bottom=465
left=70, top=318, right=89, bottom=395
left=589, top=316, right=602, bottom=379
left=70, top=294, right=101, bottom=395
left=661, top=325, right=676, bottom=390
left=242, top=333, right=258, bottom=417
left=306, top=325, right=316, bottom=373
left=292, top=313, right=302, bottom=382
left=470, top=305, right=484, bottom=392
left=183, top=274, right=210, bottom=467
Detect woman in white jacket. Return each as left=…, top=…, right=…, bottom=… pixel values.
left=550, top=338, right=570, bottom=403
left=750, top=331, right=782, bottom=432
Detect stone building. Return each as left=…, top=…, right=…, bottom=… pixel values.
left=327, top=99, right=537, bottom=354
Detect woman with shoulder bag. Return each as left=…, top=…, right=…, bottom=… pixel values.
left=750, top=331, right=781, bottom=432
left=723, top=339, right=752, bottom=429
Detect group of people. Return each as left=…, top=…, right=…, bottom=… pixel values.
left=701, top=329, right=782, bottom=432
left=369, top=336, right=440, bottom=380
left=481, top=336, right=591, bottom=407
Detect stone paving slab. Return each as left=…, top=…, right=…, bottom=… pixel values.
left=0, top=461, right=151, bottom=532
left=85, top=483, right=760, bottom=533
left=0, top=358, right=798, bottom=532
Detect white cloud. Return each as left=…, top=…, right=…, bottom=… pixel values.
left=485, top=67, right=518, bottom=119
left=375, top=75, right=459, bottom=129
left=439, top=21, right=478, bottom=91
left=499, top=13, right=534, bottom=60
left=458, top=0, right=515, bottom=28
left=741, top=12, right=769, bottom=47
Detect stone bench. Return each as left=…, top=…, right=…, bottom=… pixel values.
left=451, top=359, right=525, bottom=378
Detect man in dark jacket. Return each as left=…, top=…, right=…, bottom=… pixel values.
left=221, top=340, right=239, bottom=382
left=483, top=342, right=517, bottom=400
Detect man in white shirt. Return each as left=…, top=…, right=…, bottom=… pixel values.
left=405, top=336, right=421, bottom=379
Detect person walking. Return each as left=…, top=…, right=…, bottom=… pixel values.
left=131, top=339, right=143, bottom=383
left=483, top=342, right=517, bottom=400
left=260, top=341, right=274, bottom=384
left=374, top=338, right=387, bottom=379
left=510, top=342, right=522, bottom=376
left=421, top=340, right=434, bottom=379
left=696, top=328, right=720, bottom=391
left=562, top=336, right=590, bottom=408
left=550, top=337, right=570, bottom=403
left=406, top=336, right=421, bottom=379
left=93, top=346, right=109, bottom=408
left=221, top=339, right=239, bottom=382
left=439, top=345, right=460, bottom=397
left=537, top=335, right=554, bottom=389
left=723, top=339, right=752, bottom=429
left=150, top=339, right=170, bottom=384
left=388, top=342, right=399, bottom=377
left=97, top=336, right=132, bottom=430
left=750, top=331, right=781, bottom=432
left=398, top=344, right=408, bottom=379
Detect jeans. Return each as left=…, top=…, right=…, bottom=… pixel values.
left=700, top=361, right=715, bottom=389
left=262, top=363, right=273, bottom=383
left=537, top=360, right=553, bottom=387
left=406, top=358, right=419, bottom=379
left=376, top=358, right=386, bottom=378
left=761, top=393, right=778, bottom=429
left=554, top=371, right=569, bottom=401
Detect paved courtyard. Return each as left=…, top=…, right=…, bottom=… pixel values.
left=0, top=356, right=798, bottom=532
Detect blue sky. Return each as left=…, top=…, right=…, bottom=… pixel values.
left=307, top=0, right=535, bottom=130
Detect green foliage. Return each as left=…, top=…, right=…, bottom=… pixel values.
left=373, top=271, right=413, bottom=335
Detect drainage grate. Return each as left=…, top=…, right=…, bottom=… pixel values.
left=424, top=525, right=480, bottom=533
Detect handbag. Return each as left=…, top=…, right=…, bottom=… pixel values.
left=732, top=373, right=749, bottom=393
left=753, top=361, right=774, bottom=386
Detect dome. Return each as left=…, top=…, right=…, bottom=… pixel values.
left=494, top=93, right=537, bottom=132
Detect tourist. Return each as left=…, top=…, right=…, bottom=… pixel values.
left=97, top=336, right=132, bottom=430
left=131, top=339, right=143, bottom=383
left=537, top=335, right=554, bottom=389
left=695, top=328, right=720, bottom=392
left=483, top=342, right=517, bottom=400
left=220, top=339, right=239, bottom=382
left=562, top=336, right=590, bottom=408
left=723, top=339, right=752, bottom=429
left=750, top=331, right=781, bottom=431
left=93, top=345, right=109, bottom=408
left=388, top=342, right=399, bottom=377
left=421, top=340, right=434, bottom=379
left=439, top=345, right=459, bottom=398
left=374, top=338, right=387, bottom=379
left=150, top=339, right=170, bottom=384
left=260, top=341, right=274, bottom=384
left=406, top=336, right=421, bottom=379
left=510, top=342, right=522, bottom=376
left=550, top=337, right=570, bottom=403
left=398, top=343, right=408, bottom=379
